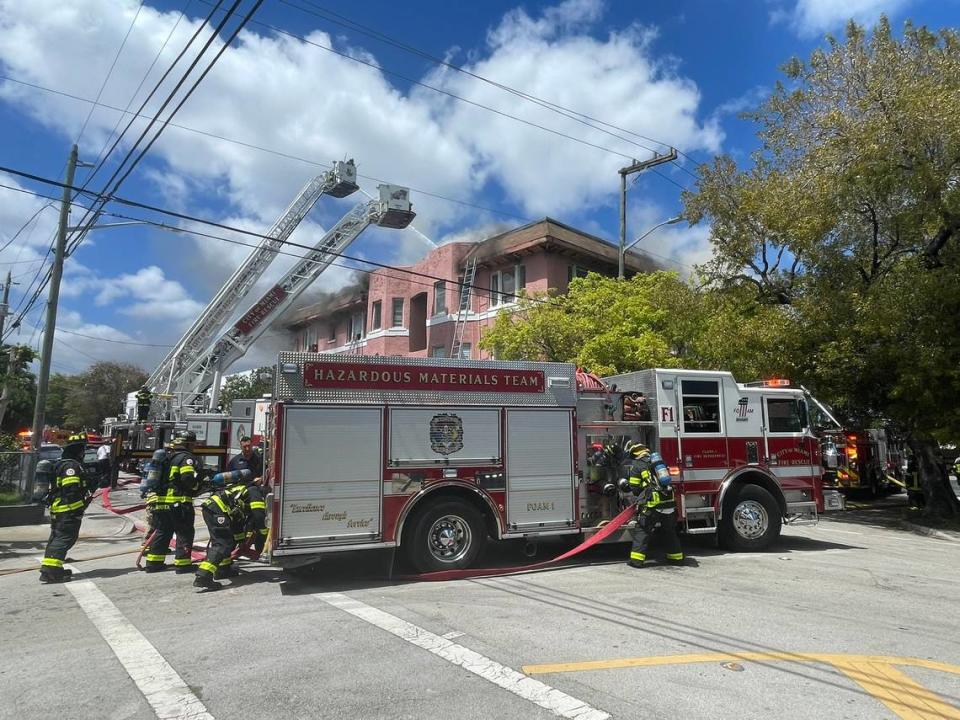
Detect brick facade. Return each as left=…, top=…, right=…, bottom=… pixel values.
left=287, top=217, right=655, bottom=359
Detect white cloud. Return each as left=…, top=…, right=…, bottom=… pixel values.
left=94, top=265, right=203, bottom=320
left=0, top=0, right=723, bottom=368
left=779, top=0, right=912, bottom=36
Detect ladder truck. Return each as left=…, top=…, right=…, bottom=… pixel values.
left=143, top=160, right=360, bottom=418
left=107, top=162, right=376, bottom=475
left=170, top=183, right=416, bottom=416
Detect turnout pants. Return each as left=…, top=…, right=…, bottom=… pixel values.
left=196, top=507, right=242, bottom=580
left=41, top=511, right=83, bottom=577
left=629, top=510, right=683, bottom=564
left=144, top=502, right=196, bottom=568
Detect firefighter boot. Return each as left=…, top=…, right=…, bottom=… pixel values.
left=193, top=574, right=222, bottom=592
left=174, top=563, right=197, bottom=575
left=215, top=565, right=240, bottom=580
left=39, top=569, right=68, bottom=583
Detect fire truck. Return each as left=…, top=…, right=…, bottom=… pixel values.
left=820, top=427, right=900, bottom=497
left=264, top=354, right=842, bottom=572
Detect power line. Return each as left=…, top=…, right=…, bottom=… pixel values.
left=10, top=1, right=258, bottom=338
left=0, top=171, right=697, bottom=313
left=76, top=0, right=146, bottom=146
left=87, top=0, right=194, bottom=180
left=276, top=0, right=702, bottom=188
left=0, top=200, right=54, bottom=254
left=198, top=1, right=642, bottom=163
left=56, top=327, right=174, bottom=348
left=0, top=74, right=532, bottom=223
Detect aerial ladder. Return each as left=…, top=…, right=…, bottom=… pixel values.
left=169, top=184, right=415, bottom=416
left=145, top=160, right=360, bottom=417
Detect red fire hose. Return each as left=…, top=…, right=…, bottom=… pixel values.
left=406, top=503, right=638, bottom=582
left=100, top=483, right=206, bottom=562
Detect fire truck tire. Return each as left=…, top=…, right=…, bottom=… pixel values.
left=402, top=500, right=487, bottom=573
left=719, top=484, right=782, bottom=551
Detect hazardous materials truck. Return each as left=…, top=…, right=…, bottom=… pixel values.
left=263, top=353, right=841, bottom=572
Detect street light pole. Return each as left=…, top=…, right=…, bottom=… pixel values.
left=25, top=145, right=79, bottom=497
left=618, top=148, right=678, bottom=279
left=620, top=215, right=684, bottom=276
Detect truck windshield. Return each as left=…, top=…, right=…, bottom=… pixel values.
left=803, top=390, right=842, bottom=431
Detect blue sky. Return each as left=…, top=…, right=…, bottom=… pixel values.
left=0, top=0, right=956, bottom=376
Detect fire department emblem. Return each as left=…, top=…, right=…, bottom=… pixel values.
left=735, top=397, right=750, bottom=421
left=429, top=413, right=464, bottom=456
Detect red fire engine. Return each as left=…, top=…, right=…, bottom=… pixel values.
left=264, top=354, right=841, bottom=572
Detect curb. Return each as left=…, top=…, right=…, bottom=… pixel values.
left=899, top=520, right=960, bottom=543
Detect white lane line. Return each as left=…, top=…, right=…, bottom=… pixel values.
left=316, top=592, right=609, bottom=720
left=66, top=580, right=214, bottom=720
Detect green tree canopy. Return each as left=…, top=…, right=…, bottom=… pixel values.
left=217, top=367, right=275, bottom=412
left=684, top=17, right=960, bottom=515
left=64, top=361, right=148, bottom=430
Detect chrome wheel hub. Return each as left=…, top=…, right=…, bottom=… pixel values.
left=732, top=500, right=768, bottom=540
left=428, top=514, right=472, bottom=563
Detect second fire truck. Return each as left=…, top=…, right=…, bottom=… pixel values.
left=262, top=354, right=842, bottom=572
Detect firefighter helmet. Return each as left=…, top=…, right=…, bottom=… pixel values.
left=171, top=430, right=197, bottom=447
left=627, top=442, right=650, bottom=460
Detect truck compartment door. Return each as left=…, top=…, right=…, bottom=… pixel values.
left=278, top=406, right=382, bottom=547
left=505, top=408, right=575, bottom=530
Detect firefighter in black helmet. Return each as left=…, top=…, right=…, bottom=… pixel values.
left=38, top=433, right=98, bottom=583
left=624, top=442, right=686, bottom=568
left=142, top=430, right=204, bottom=573
left=136, top=385, right=152, bottom=422
left=194, top=470, right=268, bottom=591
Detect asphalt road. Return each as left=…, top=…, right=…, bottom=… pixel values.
left=1, top=487, right=958, bottom=720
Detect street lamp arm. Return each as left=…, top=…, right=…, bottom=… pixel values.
left=625, top=216, right=683, bottom=253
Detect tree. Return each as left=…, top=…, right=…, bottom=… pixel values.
left=217, top=367, right=275, bottom=411
left=63, top=361, right=148, bottom=429
left=684, top=17, right=960, bottom=516
left=0, top=345, right=37, bottom=432
left=44, top=373, right=73, bottom=428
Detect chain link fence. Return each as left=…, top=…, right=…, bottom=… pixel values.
left=0, top=450, right=34, bottom=501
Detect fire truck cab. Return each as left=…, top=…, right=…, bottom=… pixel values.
left=265, top=354, right=841, bottom=572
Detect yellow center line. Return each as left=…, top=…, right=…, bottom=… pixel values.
left=521, top=652, right=960, bottom=720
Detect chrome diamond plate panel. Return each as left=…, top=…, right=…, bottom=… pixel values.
left=275, top=353, right=577, bottom=407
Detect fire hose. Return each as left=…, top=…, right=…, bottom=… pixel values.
left=404, top=503, right=638, bottom=582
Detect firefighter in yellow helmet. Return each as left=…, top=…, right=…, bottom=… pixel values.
left=624, top=442, right=686, bottom=568
left=38, top=433, right=98, bottom=583
left=141, top=430, right=204, bottom=573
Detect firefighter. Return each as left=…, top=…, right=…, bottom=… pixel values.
left=194, top=471, right=268, bottom=591
left=142, top=430, right=204, bottom=573
left=624, top=442, right=686, bottom=568
left=38, top=433, right=98, bottom=583
left=136, top=385, right=152, bottom=422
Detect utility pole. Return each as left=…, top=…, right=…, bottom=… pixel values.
left=24, top=144, right=78, bottom=498
left=618, top=148, right=678, bottom=279
left=0, top=269, right=12, bottom=339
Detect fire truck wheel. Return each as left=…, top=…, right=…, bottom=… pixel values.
left=719, top=484, right=782, bottom=551
left=403, top=500, right=487, bottom=573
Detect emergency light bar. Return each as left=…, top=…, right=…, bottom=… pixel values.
left=744, top=378, right=792, bottom=387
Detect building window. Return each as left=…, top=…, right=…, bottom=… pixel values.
left=430, top=345, right=447, bottom=358
left=458, top=343, right=472, bottom=359
left=392, top=297, right=404, bottom=327
left=681, top=379, right=721, bottom=434
left=433, top=281, right=447, bottom=315
left=328, top=322, right=336, bottom=341
left=371, top=300, right=382, bottom=330
left=567, top=264, right=590, bottom=283
left=350, top=310, right=366, bottom=342
left=491, top=264, right=525, bottom=307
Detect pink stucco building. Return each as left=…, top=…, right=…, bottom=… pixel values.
left=287, top=217, right=655, bottom=359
